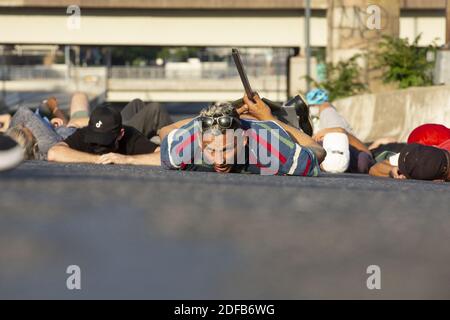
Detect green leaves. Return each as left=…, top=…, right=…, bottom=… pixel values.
left=308, top=55, right=367, bottom=102
left=375, top=34, right=437, bottom=89
left=307, top=34, right=438, bottom=101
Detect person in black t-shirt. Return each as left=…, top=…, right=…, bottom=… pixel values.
left=48, top=107, right=160, bottom=166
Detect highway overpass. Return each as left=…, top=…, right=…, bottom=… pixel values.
left=0, top=0, right=447, bottom=47
left=0, top=0, right=448, bottom=106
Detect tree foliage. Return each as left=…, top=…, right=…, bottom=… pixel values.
left=375, top=35, right=438, bottom=89
left=309, top=55, right=367, bottom=102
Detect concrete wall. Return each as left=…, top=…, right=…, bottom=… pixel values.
left=334, top=85, right=450, bottom=142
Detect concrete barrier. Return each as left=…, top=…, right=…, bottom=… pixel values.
left=333, top=85, right=450, bottom=142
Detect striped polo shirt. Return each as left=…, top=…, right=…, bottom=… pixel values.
left=160, top=118, right=320, bottom=177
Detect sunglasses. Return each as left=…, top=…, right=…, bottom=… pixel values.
left=200, top=116, right=237, bottom=130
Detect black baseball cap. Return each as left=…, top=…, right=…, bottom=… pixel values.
left=398, top=144, right=450, bottom=181
left=84, top=107, right=122, bottom=146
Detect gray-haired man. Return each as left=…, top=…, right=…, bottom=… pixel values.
left=159, top=94, right=326, bottom=176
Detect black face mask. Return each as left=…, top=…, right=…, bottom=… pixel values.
left=89, top=141, right=119, bottom=155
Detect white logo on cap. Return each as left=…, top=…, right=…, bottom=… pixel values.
left=96, top=121, right=103, bottom=128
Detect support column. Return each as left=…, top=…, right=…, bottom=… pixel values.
left=446, top=0, right=450, bottom=48
left=327, top=0, right=400, bottom=93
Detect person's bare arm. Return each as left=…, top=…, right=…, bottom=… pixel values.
left=347, top=133, right=371, bottom=154
left=242, top=94, right=327, bottom=164
left=47, top=142, right=100, bottom=164
left=369, top=137, right=397, bottom=151
left=159, top=118, right=195, bottom=141
left=0, top=114, right=11, bottom=132
left=314, top=127, right=371, bottom=154
left=274, top=121, right=327, bottom=164
left=96, top=152, right=161, bottom=166
left=369, top=160, right=394, bottom=178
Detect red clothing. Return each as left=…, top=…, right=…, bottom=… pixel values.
left=437, top=139, right=450, bottom=152
left=408, top=124, right=450, bottom=147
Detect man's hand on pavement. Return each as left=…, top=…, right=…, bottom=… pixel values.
left=96, top=153, right=130, bottom=165
left=389, top=166, right=406, bottom=180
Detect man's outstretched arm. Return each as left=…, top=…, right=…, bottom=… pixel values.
left=47, top=142, right=100, bottom=163
left=242, top=94, right=326, bottom=164
left=274, top=120, right=327, bottom=164
left=313, top=127, right=371, bottom=154
left=48, top=142, right=161, bottom=166
left=96, top=152, right=161, bottom=166
left=159, top=118, right=195, bottom=141
left=0, top=114, right=11, bottom=132
left=369, top=160, right=393, bottom=177
left=369, top=160, right=406, bottom=179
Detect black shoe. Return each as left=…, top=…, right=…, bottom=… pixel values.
left=0, top=134, right=23, bottom=171
left=286, top=95, right=314, bottom=136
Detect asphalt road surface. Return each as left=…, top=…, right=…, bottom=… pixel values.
left=1, top=161, right=450, bottom=299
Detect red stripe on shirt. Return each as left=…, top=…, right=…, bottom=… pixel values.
left=175, top=132, right=199, bottom=155
left=248, top=129, right=287, bottom=164
left=249, top=151, right=278, bottom=175
left=249, top=152, right=262, bottom=168
left=302, top=157, right=312, bottom=176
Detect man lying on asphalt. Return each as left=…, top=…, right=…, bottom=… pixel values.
left=381, top=144, right=449, bottom=182
left=306, top=88, right=375, bottom=174
left=159, top=94, right=326, bottom=176
left=370, top=124, right=450, bottom=181
left=48, top=106, right=161, bottom=166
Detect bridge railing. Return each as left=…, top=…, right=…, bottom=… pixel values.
left=1, top=63, right=287, bottom=80
left=109, top=63, right=287, bottom=80
left=109, top=66, right=165, bottom=79
left=0, top=65, right=67, bottom=80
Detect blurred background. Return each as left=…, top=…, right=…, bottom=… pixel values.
left=1, top=0, right=450, bottom=136
left=2, top=1, right=450, bottom=300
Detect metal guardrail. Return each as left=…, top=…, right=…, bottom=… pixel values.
left=109, top=64, right=287, bottom=79
left=0, top=63, right=288, bottom=80
left=0, top=66, right=66, bottom=80
left=109, top=66, right=165, bottom=79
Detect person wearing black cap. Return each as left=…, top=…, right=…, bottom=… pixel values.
left=370, top=143, right=450, bottom=182
left=396, top=144, right=450, bottom=182
left=48, top=106, right=161, bottom=166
